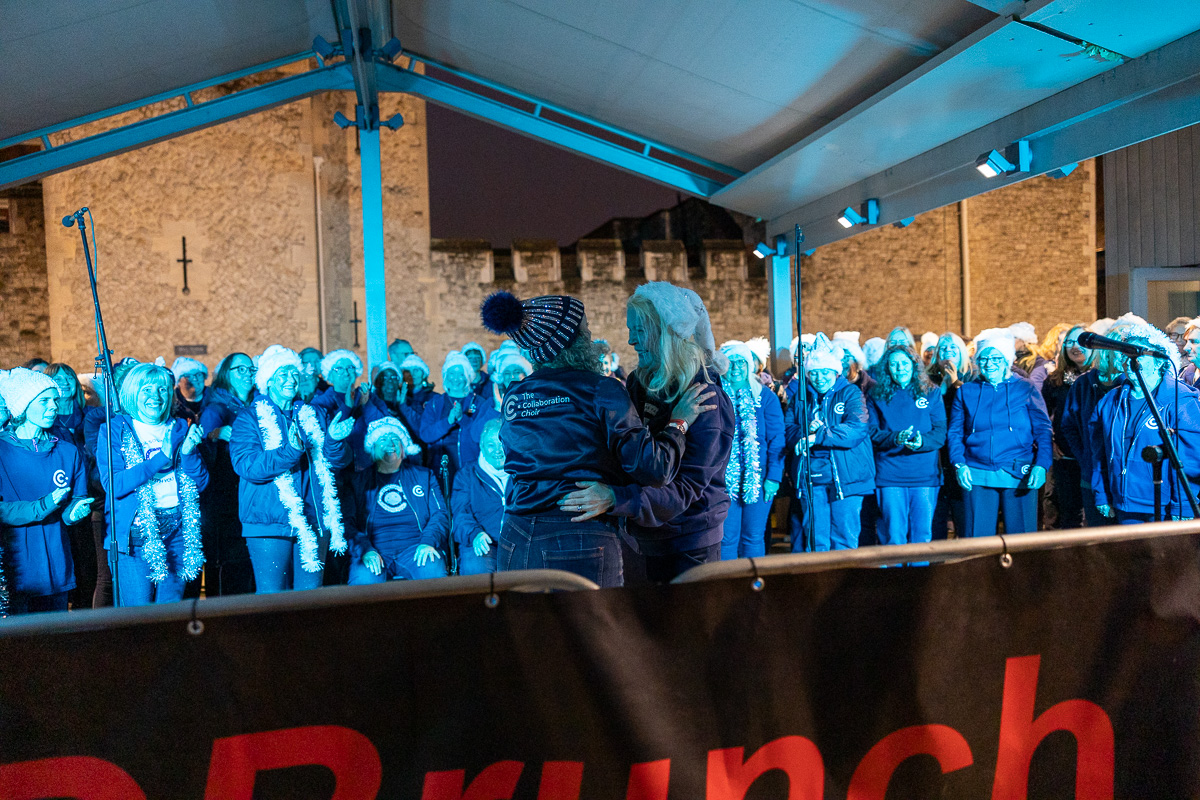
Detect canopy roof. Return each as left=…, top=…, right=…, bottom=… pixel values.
left=4, top=0, right=1200, bottom=249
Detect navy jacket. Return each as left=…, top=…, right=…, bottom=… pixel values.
left=502, top=367, right=686, bottom=517
left=785, top=376, right=875, bottom=499
left=198, top=387, right=250, bottom=522
left=451, top=462, right=505, bottom=546
left=343, top=464, right=449, bottom=558
left=722, top=381, right=785, bottom=488
left=459, top=400, right=502, bottom=476
left=1060, top=370, right=1123, bottom=482
left=948, top=376, right=1052, bottom=477
left=1090, top=378, right=1200, bottom=516
left=97, top=416, right=209, bottom=553
left=0, top=432, right=88, bottom=596
left=612, top=371, right=734, bottom=554
left=867, top=387, right=946, bottom=487
left=419, top=392, right=481, bottom=482
left=229, top=398, right=350, bottom=538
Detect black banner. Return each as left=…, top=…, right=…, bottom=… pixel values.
left=1, top=535, right=1198, bottom=799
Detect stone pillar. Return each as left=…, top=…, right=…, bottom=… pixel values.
left=702, top=239, right=748, bottom=281
left=512, top=239, right=561, bottom=283
left=577, top=238, right=625, bottom=282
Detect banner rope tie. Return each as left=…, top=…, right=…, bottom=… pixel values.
left=485, top=571, right=500, bottom=608
left=187, top=597, right=204, bottom=636
left=998, top=534, right=1013, bottom=569
left=749, top=558, right=765, bottom=592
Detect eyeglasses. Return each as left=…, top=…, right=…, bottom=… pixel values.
left=977, top=356, right=1007, bottom=366
left=1063, top=339, right=1080, bottom=348
left=329, top=366, right=356, bottom=375
left=229, top=365, right=254, bottom=375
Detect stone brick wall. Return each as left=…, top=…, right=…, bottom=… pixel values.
left=0, top=185, right=50, bottom=363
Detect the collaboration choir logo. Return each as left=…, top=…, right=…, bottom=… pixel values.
left=53, top=469, right=69, bottom=488
left=916, top=397, right=929, bottom=409
left=1146, top=418, right=1159, bottom=429
left=833, top=402, right=845, bottom=415
left=412, top=485, right=425, bottom=497
left=505, top=392, right=572, bottom=421
left=377, top=485, right=408, bottom=513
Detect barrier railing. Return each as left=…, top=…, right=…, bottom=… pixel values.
left=0, top=569, right=598, bottom=638
left=673, top=519, right=1200, bottom=582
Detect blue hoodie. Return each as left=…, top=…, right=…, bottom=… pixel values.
left=948, top=376, right=1052, bottom=476
left=785, top=376, right=875, bottom=499
left=1089, top=378, right=1200, bottom=516
left=867, top=387, right=946, bottom=487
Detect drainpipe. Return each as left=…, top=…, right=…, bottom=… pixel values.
left=959, top=199, right=971, bottom=337
left=312, top=155, right=328, bottom=351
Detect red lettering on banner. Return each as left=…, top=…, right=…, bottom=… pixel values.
left=0, top=755, right=146, bottom=800
left=846, top=724, right=974, bottom=799
left=421, top=761, right=525, bottom=800
left=536, top=761, right=584, bottom=800
left=626, top=759, right=671, bottom=800
left=992, top=655, right=1114, bottom=800
left=202, top=725, right=382, bottom=800
left=706, top=736, right=824, bottom=800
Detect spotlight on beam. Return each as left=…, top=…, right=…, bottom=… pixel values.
left=975, top=140, right=1031, bottom=177
left=1047, top=163, right=1078, bottom=179
left=378, top=37, right=402, bottom=62
left=893, top=216, right=915, bottom=229
left=803, top=249, right=816, bottom=257
left=837, top=199, right=879, bottom=228
left=381, top=113, right=405, bottom=131
left=313, top=36, right=338, bottom=60
left=754, top=242, right=774, bottom=259
left=333, top=111, right=355, bottom=129
left=753, top=238, right=787, bottom=259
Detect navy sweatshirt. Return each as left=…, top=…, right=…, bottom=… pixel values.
left=948, top=376, right=1052, bottom=477
left=867, top=387, right=946, bottom=487
left=343, top=464, right=449, bottom=558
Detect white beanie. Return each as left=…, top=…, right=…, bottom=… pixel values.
left=831, top=332, right=866, bottom=368
left=400, top=354, right=430, bottom=380
left=1007, top=322, right=1037, bottom=345
left=1089, top=318, right=1115, bottom=335
left=973, top=328, right=1017, bottom=366
left=920, top=331, right=939, bottom=350
left=1117, top=322, right=1181, bottom=372
left=487, top=340, right=519, bottom=372
left=0, top=368, right=58, bottom=419
left=363, top=416, right=422, bottom=457
left=633, top=281, right=727, bottom=373
left=806, top=333, right=844, bottom=373
left=720, top=341, right=756, bottom=376
left=170, top=357, right=207, bottom=380
left=863, top=337, right=886, bottom=369
left=744, top=337, right=771, bottom=368
left=320, top=348, right=363, bottom=379
left=442, top=351, right=478, bottom=387
left=256, top=345, right=303, bottom=394
left=491, top=349, right=533, bottom=380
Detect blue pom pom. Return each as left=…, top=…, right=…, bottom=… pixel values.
left=480, top=291, right=526, bottom=335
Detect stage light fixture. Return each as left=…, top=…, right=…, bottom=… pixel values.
left=837, top=199, right=879, bottom=228
left=333, top=111, right=355, bottom=129
left=378, top=37, right=402, bottom=62
left=754, top=242, right=773, bottom=259
left=753, top=238, right=787, bottom=259
left=892, top=217, right=915, bottom=229
left=975, top=140, right=1031, bottom=178
left=313, top=36, right=337, bottom=60
left=381, top=113, right=405, bottom=131
left=1047, top=163, right=1078, bottom=179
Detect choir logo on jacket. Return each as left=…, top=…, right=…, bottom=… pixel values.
left=53, top=469, right=68, bottom=488
left=377, top=485, right=408, bottom=513
left=1146, top=418, right=1159, bottom=429
left=504, top=392, right=572, bottom=420
left=834, top=402, right=846, bottom=415
left=413, top=485, right=425, bottom=497
left=916, top=397, right=929, bottom=409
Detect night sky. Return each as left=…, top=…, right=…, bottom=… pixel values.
left=425, top=103, right=684, bottom=247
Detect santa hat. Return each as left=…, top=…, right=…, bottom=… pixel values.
left=370, top=361, right=401, bottom=383
left=863, top=337, right=886, bottom=369
left=0, top=367, right=58, bottom=419
left=973, top=328, right=1017, bottom=366
left=831, top=332, right=866, bottom=369
left=491, top=349, right=533, bottom=380
left=480, top=291, right=585, bottom=364
left=363, top=417, right=422, bottom=457
left=806, top=333, right=844, bottom=373
left=170, top=357, right=207, bottom=381
left=1117, top=322, right=1181, bottom=371
left=631, top=282, right=727, bottom=372
left=256, top=345, right=302, bottom=394
left=719, top=341, right=756, bottom=375
left=1007, top=322, right=1037, bottom=345
left=320, top=349, right=363, bottom=380
left=744, top=337, right=771, bottom=368
left=400, top=354, right=431, bottom=380
left=487, top=340, right=520, bottom=373
left=920, top=331, right=939, bottom=351
left=461, top=341, right=487, bottom=361
left=442, top=351, right=478, bottom=387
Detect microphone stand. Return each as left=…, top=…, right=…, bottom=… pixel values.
left=794, top=225, right=816, bottom=552
left=1130, top=369, right=1200, bottom=519
left=73, top=211, right=122, bottom=607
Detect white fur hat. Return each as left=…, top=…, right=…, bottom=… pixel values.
left=744, top=337, right=771, bottom=368
left=370, top=361, right=401, bottom=383
left=1007, top=322, right=1037, bottom=345
left=920, top=331, right=939, bottom=350
left=973, top=328, right=1017, bottom=366
left=831, top=332, right=866, bottom=368
left=400, top=354, right=430, bottom=379
left=1116, top=312, right=1148, bottom=327
left=487, top=340, right=519, bottom=372
left=256, top=345, right=302, bottom=394
left=0, top=367, right=58, bottom=419
left=442, top=351, right=478, bottom=387
left=170, top=357, right=207, bottom=380
left=863, top=337, right=886, bottom=369
left=1088, top=318, right=1115, bottom=336
left=320, top=349, right=363, bottom=380
left=832, top=330, right=861, bottom=345
left=807, top=333, right=844, bottom=373
left=491, top=349, right=533, bottom=380
left=1117, top=322, right=1181, bottom=371
left=363, top=416, right=422, bottom=457
left=461, top=341, right=487, bottom=361
left=633, top=281, right=727, bottom=373
left=720, top=341, right=756, bottom=375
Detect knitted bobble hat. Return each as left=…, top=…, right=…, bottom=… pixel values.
left=480, top=291, right=585, bottom=364
left=256, top=345, right=302, bottom=394
left=0, top=367, right=58, bottom=419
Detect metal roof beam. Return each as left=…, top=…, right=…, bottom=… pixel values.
left=0, top=64, right=352, bottom=191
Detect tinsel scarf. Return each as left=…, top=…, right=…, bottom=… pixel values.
left=255, top=400, right=347, bottom=573
left=723, top=383, right=763, bottom=504
left=121, top=427, right=204, bottom=583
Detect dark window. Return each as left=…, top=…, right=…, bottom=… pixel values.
left=0, top=203, right=9, bottom=235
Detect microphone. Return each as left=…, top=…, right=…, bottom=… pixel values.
left=61, top=207, right=87, bottom=228
left=1077, top=331, right=1171, bottom=359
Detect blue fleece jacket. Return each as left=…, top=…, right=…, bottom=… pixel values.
left=1060, top=370, right=1123, bottom=481
left=0, top=432, right=87, bottom=596
left=785, top=376, right=875, bottom=499
left=343, top=463, right=449, bottom=558
left=948, top=376, right=1052, bottom=476
left=867, top=387, right=946, bottom=487
left=1089, top=378, right=1200, bottom=516
left=450, top=462, right=505, bottom=546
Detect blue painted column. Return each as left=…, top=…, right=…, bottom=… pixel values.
left=359, top=126, right=388, bottom=368
left=767, top=253, right=794, bottom=371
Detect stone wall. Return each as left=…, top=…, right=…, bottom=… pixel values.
left=0, top=185, right=50, bottom=363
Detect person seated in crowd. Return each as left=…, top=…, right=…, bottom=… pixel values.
left=419, top=351, right=479, bottom=487
left=948, top=329, right=1051, bottom=538
left=451, top=419, right=506, bottom=576
left=718, top=341, right=782, bottom=560
left=97, top=363, right=207, bottom=606
left=1090, top=323, right=1200, bottom=523
left=867, top=345, right=945, bottom=547
left=1040, top=325, right=1092, bottom=529
left=0, top=369, right=93, bottom=613
left=297, top=347, right=326, bottom=402
left=346, top=417, right=449, bottom=583
left=786, top=334, right=875, bottom=552
left=171, top=357, right=208, bottom=424
left=229, top=346, right=354, bottom=593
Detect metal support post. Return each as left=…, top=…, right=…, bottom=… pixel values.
left=767, top=252, right=793, bottom=373
left=358, top=126, right=388, bottom=367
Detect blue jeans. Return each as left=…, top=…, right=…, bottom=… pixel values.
left=721, top=498, right=772, bottom=559
left=875, top=486, right=938, bottom=546
left=8, top=591, right=69, bottom=614
left=963, top=485, right=1038, bottom=537
left=932, top=482, right=966, bottom=539
left=245, top=535, right=327, bottom=593
left=112, top=508, right=188, bottom=607
left=1082, top=486, right=1109, bottom=527
left=790, top=485, right=863, bottom=552
left=458, top=546, right=497, bottom=576
left=644, top=541, right=720, bottom=583
left=348, top=542, right=449, bottom=583
left=498, top=513, right=623, bottom=588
